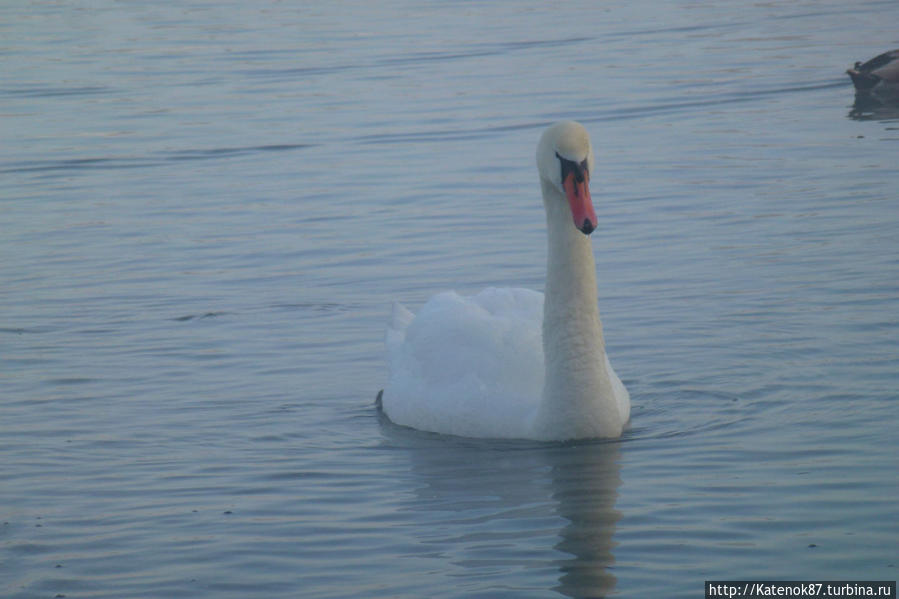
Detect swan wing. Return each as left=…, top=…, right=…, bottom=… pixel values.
left=383, top=288, right=545, bottom=438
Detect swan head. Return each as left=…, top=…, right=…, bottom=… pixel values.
left=536, top=121, right=597, bottom=235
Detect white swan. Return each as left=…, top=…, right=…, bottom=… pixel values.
left=381, top=121, right=629, bottom=441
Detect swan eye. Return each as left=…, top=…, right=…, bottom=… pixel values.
left=555, top=151, right=589, bottom=184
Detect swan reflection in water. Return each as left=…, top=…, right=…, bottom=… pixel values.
left=380, top=419, right=623, bottom=598
left=549, top=441, right=623, bottom=598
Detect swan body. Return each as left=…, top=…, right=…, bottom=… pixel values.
left=382, top=121, right=629, bottom=441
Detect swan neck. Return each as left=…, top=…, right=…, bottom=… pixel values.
left=541, top=179, right=602, bottom=333
left=536, top=179, right=620, bottom=439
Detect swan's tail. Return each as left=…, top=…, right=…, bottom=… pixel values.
left=382, top=303, right=415, bottom=412
left=387, top=302, right=414, bottom=341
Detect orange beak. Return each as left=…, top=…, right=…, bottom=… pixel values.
left=563, top=170, right=597, bottom=235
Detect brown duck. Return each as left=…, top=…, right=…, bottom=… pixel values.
left=847, top=49, right=899, bottom=96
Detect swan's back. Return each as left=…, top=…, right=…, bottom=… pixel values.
left=383, top=288, right=545, bottom=438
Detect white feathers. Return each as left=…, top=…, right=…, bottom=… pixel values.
left=385, top=288, right=545, bottom=439
left=381, top=121, right=630, bottom=441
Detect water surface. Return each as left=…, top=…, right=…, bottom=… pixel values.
left=2, top=1, right=897, bottom=597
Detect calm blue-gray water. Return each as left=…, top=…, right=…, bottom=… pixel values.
left=2, top=1, right=897, bottom=597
